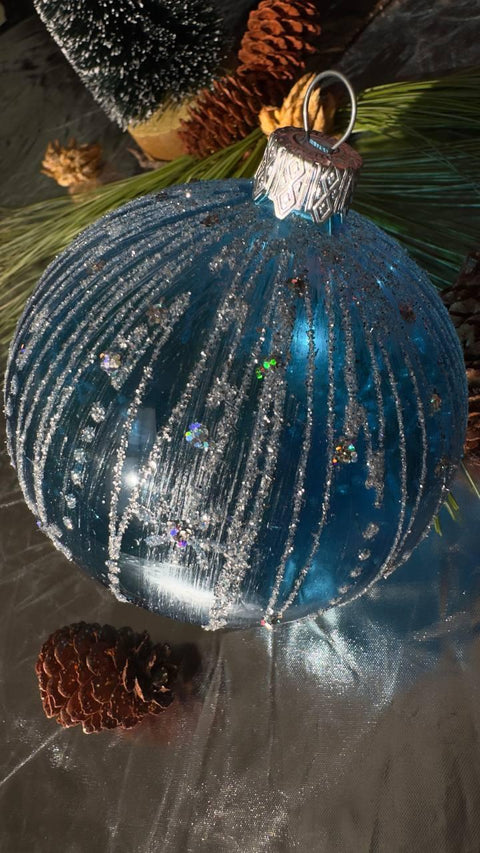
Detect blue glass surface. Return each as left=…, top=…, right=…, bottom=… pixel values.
left=4, top=179, right=468, bottom=628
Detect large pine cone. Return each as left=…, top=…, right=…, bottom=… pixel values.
left=180, top=0, right=322, bottom=159
left=237, top=0, right=322, bottom=79
left=36, top=623, right=178, bottom=734
left=442, top=249, right=480, bottom=463
left=179, top=73, right=287, bottom=159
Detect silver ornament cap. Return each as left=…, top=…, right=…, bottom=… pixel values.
left=253, top=70, right=362, bottom=225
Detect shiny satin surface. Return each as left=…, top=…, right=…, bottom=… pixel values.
left=1, top=425, right=479, bottom=851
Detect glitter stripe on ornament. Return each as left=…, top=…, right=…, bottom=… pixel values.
left=276, top=275, right=337, bottom=620
left=8, top=188, right=232, bottom=374
left=357, top=300, right=385, bottom=507
left=335, top=274, right=381, bottom=512
left=107, top=239, right=270, bottom=578
left=264, top=281, right=315, bottom=623
left=106, top=293, right=191, bottom=595
left=337, top=279, right=362, bottom=442
left=207, top=258, right=296, bottom=629
left=382, top=346, right=428, bottom=575
left=121, top=248, right=274, bottom=578
left=373, top=342, right=408, bottom=579
left=328, top=336, right=412, bottom=612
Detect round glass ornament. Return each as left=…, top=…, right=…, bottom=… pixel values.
left=4, top=132, right=467, bottom=629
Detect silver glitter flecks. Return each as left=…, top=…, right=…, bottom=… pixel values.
left=70, top=468, right=84, bottom=487
left=147, top=303, right=166, bottom=326
left=339, top=286, right=362, bottom=440
left=80, top=426, right=96, bottom=443
left=366, top=450, right=384, bottom=496
left=375, top=343, right=408, bottom=580
left=276, top=275, right=337, bottom=621
left=30, top=305, right=50, bottom=335
left=64, top=493, right=77, bottom=509
left=266, top=280, right=315, bottom=621
left=102, top=324, right=152, bottom=390
left=91, top=403, right=106, bottom=423
left=43, top=522, right=63, bottom=540
left=10, top=374, right=19, bottom=396
left=357, top=301, right=385, bottom=506
left=73, top=448, right=86, bottom=463
left=363, top=522, right=379, bottom=540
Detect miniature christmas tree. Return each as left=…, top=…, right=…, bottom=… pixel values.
left=34, top=0, right=225, bottom=128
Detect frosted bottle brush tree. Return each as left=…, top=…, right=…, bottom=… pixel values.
left=34, top=0, right=225, bottom=128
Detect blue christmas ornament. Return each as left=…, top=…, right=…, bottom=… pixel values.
left=4, top=74, right=467, bottom=629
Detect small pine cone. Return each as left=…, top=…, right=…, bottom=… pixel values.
left=36, top=623, right=178, bottom=734
left=179, top=73, right=288, bottom=159
left=41, top=138, right=103, bottom=193
left=442, top=249, right=480, bottom=463
left=237, top=0, right=322, bottom=80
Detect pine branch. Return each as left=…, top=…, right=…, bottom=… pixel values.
left=1, top=69, right=479, bottom=360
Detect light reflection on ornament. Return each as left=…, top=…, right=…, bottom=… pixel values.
left=124, top=470, right=139, bottom=488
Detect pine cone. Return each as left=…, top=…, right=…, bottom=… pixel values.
left=179, top=73, right=288, bottom=159
left=259, top=72, right=337, bottom=137
left=237, top=0, right=322, bottom=79
left=36, top=622, right=178, bottom=734
left=41, top=138, right=103, bottom=194
left=442, top=249, right=480, bottom=463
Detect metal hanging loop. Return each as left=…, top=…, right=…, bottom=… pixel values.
left=302, top=70, right=357, bottom=152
